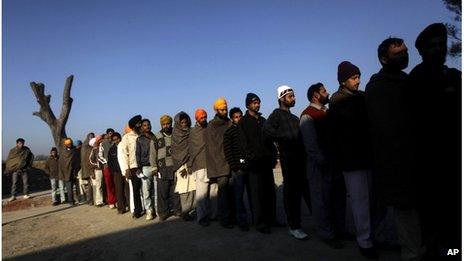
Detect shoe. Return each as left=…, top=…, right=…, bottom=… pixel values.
left=256, top=225, right=271, bottom=234
left=132, top=213, right=142, bottom=219
left=146, top=210, right=154, bottom=221
left=239, top=224, right=250, bottom=232
left=96, top=204, right=104, bottom=207
left=8, top=196, right=16, bottom=202
left=68, top=202, right=76, bottom=206
left=23, top=195, right=31, bottom=199
left=359, top=247, right=379, bottom=259
left=109, top=204, right=115, bottom=209
left=199, top=218, right=210, bottom=227
left=288, top=229, right=309, bottom=240
left=323, top=238, right=344, bottom=249
left=52, top=201, right=59, bottom=206
left=117, top=210, right=126, bottom=215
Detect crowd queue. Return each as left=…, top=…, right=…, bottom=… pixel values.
left=4, top=23, right=461, bottom=260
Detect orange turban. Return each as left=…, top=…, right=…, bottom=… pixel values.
left=213, top=97, right=227, bottom=111
left=195, top=109, right=207, bottom=122
left=64, top=138, right=73, bottom=146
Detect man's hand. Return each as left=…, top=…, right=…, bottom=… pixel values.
left=180, top=169, right=188, bottom=178
left=125, top=169, right=131, bottom=179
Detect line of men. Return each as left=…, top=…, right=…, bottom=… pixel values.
left=6, top=23, right=460, bottom=261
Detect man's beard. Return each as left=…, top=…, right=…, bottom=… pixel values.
left=162, top=127, right=172, bottom=134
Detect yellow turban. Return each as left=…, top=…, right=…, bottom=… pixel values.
left=214, top=97, right=228, bottom=111
left=64, top=138, right=73, bottom=146
left=160, top=115, right=173, bottom=125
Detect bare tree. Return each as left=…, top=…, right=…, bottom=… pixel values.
left=443, top=0, right=462, bottom=57
left=30, top=75, right=74, bottom=149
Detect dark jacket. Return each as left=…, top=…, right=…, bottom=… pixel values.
left=409, top=62, right=461, bottom=211
left=365, top=68, right=417, bottom=208
left=136, top=135, right=152, bottom=168
left=223, top=123, right=245, bottom=172
left=238, top=111, right=277, bottom=171
left=58, top=147, right=78, bottom=181
left=80, top=139, right=93, bottom=179
left=45, top=156, right=59, bottom=179
left=263, top=108, right=305, bottom=161
left=188, top=124, right=207, bottom=172
left=328, top=87, right=372, bottom=172
left=205, top=114, right=231, bottom=178
left=108, top=143, right=121, bottom=173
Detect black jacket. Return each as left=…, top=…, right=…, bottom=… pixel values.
left=238, top=111, right=277, bottom=171
left=108, top=144, right=121, bottom=173
left=136, top=135, right=152, bottom=168
left=365, top=68, right=417, bottom=208
left=328, top=87, right=372, bottom=172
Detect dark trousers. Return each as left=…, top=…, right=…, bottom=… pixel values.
left=65, top=179, right=77, bottom=203
left=280, top=157, right=307, bottom=230
left=216, top=175, right=235, bottom=224
left=157, top=178, right=180, bottom=217
left=11, top=169, right=28, bottom=197
left=248, top=168, right=277, bottom=227
left=231, top=171, right=250, bottom=226
left=129, top=171, right=143, bottom=215
left=113, top=171, right=130, bottom=213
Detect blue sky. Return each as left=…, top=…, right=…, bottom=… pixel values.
left=2, top=0, right=461, bottom=158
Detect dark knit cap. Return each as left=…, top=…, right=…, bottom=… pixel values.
left=245, top=93, right=261, bottom=106
left=337, top=61, right=361, bottom=83
left=128, top=115, right=142, bottom=129
left=415, top=23, right=447, bottom=51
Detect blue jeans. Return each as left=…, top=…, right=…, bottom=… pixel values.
left=50, top=178, right=65, bottom=203
left=231, top=171, right=248, bottom=226
left=141, top=166, right=155, bottom=212
left=11, top=169, right=29, bottom=197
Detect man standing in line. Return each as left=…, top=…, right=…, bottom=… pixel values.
left=300, top=83, right=342, bottom=249
left=238, top=93, right=279, bottom=234
left=172, top=112, right=196, bottom=221
left=205, top=98, right=235, bottom=229
left=328, top=61, right=376, bottom=259
left=101, top=128, right=117, bottom=209
left=136, top=119, right=156, bottom=220
left=409, top=23, right=461, bottom=259
left=150, top=115, right=181, bottom=221
left=263, top=86, right=309, bottom=240
left=118, top=115, right=144, bottom=219
left=108, top=132, right=130, bottom=214
left=223, top=107, right=249, bottom=231
left=89, top=135, right=106, bottom=207
left=5, top=138, right=34, bottom=201
left=188, top=109, right=217, bottom=227
left=59, top=138, right=79, bottom=205
left=80, top=133, right=95, bottom=205
left=45, top=147, right=65, bottom=206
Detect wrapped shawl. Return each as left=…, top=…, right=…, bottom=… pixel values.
left=59, top=147, right=76, bottom=181
left=172, top=112, right=192, bottom=171
left=80, top=138, right=93, bottom=179
left=4, top=146, right=34, bottom=174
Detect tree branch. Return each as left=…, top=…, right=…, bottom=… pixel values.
left=58, top=75, right=74, bottom=127
left=30, top=81, right=57, bottom=126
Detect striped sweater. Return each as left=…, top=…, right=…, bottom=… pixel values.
left=223, top=124, right=246, bottom=171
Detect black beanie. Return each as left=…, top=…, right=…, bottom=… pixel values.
left=415, top=23, right=447, bottom=52
left=128, top=115, right=142, bottom=129
left=245, top=93, right=261, bottom=106
left=337, top=61, right=361, bottom=83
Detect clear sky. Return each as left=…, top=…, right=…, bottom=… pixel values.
left=2, top=0, right=461, bottom=158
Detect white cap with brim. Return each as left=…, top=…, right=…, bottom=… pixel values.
left=277, top=85, right=294, bottom=99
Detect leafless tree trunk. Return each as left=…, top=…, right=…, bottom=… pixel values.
left=30, top=75, right=74, bottom=150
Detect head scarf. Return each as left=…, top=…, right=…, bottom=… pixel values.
left=64, top=138, right=73, bottom=146
left=172, top=111, right=191, bottom=170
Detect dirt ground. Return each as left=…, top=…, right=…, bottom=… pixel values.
left=2, top=170, right=401, bottom=261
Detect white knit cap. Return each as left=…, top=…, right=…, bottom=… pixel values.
left=89, top=137, right=96, bottom=147
left=277, top=85, right=294, bottom=99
